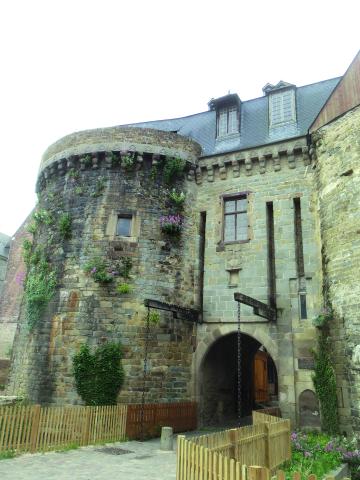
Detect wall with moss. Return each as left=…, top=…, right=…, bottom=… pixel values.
left=7, top=129, right=201, bottom=405
left=313, top=105, right=360, bottom=434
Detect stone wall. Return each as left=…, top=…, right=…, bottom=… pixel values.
left=313, top=105, right=360, bottom=434
left=0, top=233, right=10, bottom=297
left=7, top=129, right=201, bottom=405
left=193, top=139, right=323, bottom=426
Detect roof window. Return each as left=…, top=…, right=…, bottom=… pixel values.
left=208, top=93, right=241, bottom=138
left=263, top=81, right=297, bottom=128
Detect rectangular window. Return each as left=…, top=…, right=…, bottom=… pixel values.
left=217, top=106, right=239, bottom=137
left=269, top=89, right=296, bottom=127
left=116, top=215, right=132, bottom=237
left=224, top=196, right=248, bottom=242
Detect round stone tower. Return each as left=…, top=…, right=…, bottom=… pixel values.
left=313, top=105, right=360, bottom=433
left=7, top=126, right=202, bottom=405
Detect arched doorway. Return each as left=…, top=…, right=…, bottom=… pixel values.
left=200, top=332, right=278, bottom=426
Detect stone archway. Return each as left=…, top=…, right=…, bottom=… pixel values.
left=198, top=330, right=279, bottom=426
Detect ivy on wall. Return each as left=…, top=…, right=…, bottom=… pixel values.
left=73, top=342, right=124, bottom=405
left=22, top=207, right=73, bottom=330
left=312, top=313, right=339, bottom=434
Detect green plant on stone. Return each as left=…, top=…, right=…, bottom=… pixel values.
left=149, top=311, right=160, bottom=325
left=110, top=151, right=120, bottom=166
left=84, top=258, right=117, bottom=284
left=312, top=315, right=339, bottom=434
left=121, top=152, right=135, bottom=170
left=24, top=254, right=57, bottom=329
left=73, top=342, right=125, bottom=405
left=27, top=223, right=37, bottom=235
left=58, top=213, right=72, bottom=240
left=163, top=156, right=186, bottom=184
left=58, top=212, right=72, bottom=238
left=68, top=168, right=80, bottom=180
left=116, top=283, right=132, bottom=294
left=75, top=186, right=85, bottom=195
left=91, top=177, right=106, bottom=197
left=83, top=154, right=92, bottom=167
left=33, top=209, right=54, bottom=226
left=118, top=256, right=133, bottom=279
left=22, top=239, right=33, bottom=266
left=168, top=189, right=186, bottom=209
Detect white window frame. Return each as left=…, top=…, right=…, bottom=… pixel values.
left=217, top=105, right=239, bottom=137
left=269, top=89, right=296, bottom=127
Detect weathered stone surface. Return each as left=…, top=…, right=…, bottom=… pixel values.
left=314, top=105, right=360, bottom=433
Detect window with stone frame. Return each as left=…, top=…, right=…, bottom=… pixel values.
left=116, top=215, right=132, bottom=237
left=269, top=89, right=296, bottom=127
left=217, top=105, right=239, bottom=137
left=223, top=195, right=248, bottom=242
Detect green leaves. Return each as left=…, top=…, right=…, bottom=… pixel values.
left=73, top=343, right=125, bottom=405
left=312, top=333, right=339, bottom=434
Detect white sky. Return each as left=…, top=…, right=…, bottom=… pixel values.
left=0, top=0, right=358, bottom=236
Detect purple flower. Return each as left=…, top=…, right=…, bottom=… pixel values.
left=304, top=451, right=312, bottom=458
left=15, top=271, right=26, bottom=286
left=91, top=267, right=97, bottom=274
left=291, top=432, right=297, bottom=441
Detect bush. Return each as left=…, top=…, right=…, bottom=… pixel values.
left=73, top=342, right=124, bottom=405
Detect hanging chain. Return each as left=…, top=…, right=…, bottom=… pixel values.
left=237, top=300, right=242, bottom=425
left=141, top=306, right=151, bottom=441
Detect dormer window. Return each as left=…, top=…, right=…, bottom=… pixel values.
left=269, top=89, right=296, bottom=127
left=263, top=81, right=297, bottom=128
left=218, top=105, right=239, bottom=136
left=208, top=93, right=241, bottom=139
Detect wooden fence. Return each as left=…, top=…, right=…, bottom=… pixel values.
left=126, top=401, right=197, bottom=439
left=177, top=412, right=291, bottom=480
left=0, top=404, right=127, bottom=453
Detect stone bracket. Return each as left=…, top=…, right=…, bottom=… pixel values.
left=234, top=292, right=277, bottom=322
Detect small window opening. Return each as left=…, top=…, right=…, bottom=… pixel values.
left=299, top=293, right=308, bottom=319
left=116, top=215, right=132, bottom=237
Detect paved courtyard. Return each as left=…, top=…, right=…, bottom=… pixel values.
left=0, top=436, right=179, bottom=480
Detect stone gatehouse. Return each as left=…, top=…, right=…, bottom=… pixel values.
left=3, top=52, right=360, bottom=433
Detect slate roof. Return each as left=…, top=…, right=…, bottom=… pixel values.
left=123, top=77, right=340, bottom=157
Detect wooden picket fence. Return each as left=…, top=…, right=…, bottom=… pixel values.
left=177, top=412, right=291, bottom=480
left=126, top=401, right=197, bottom=439
left=0, top=404, right=127, bottom=453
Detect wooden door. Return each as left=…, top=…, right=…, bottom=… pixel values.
left=254, top=350, right=269, bottom=403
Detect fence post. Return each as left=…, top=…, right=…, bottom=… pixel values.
left=265, top=422, right=271, bottom=469
left=248, top=466, right=270, bottom=480
left=229, top=429, right=237, bottom=459
left=81, top=407, right=92, bottom=446
left=30, top=404, right=41, bottom=453
left=176, top=435, right=185, bottom=480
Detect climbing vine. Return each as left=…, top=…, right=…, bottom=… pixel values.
left=312, top=312, right=339, bottom=434
left=163, top=156, right=186, bottom=184
left=73, top=342, right=125, bottom=405
left=22, top=207, right=72, bottom=330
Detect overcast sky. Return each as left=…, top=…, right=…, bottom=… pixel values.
left=0, top=0, right=358, bottom=236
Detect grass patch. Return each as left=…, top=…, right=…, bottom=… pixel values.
left=0, top=450, right=16, bottom=460
left=55, top=442, right=80, bottom=453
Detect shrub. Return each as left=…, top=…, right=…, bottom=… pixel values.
left=73, top=342, right=124, bottom=405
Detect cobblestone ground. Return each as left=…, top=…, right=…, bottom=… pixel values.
left=0, top=437, right=178, bottom=480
